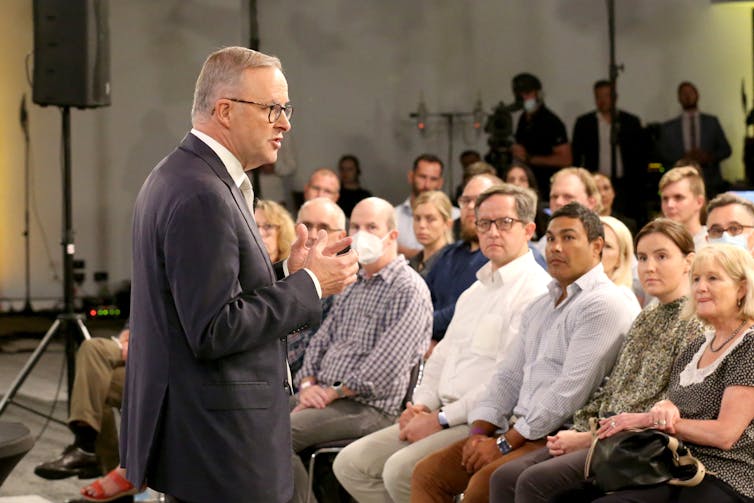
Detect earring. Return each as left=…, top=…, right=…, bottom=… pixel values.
left=738, top=297, right=744, bottom=308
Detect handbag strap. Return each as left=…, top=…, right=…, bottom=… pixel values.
left=665, top=435, right=707, bottom=487
left=583, top=417, right=600, bottom=480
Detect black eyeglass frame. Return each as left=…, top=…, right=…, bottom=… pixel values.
left=707, top=223, right=754, bottom=239
left=224, top=97, right=294, bottom=123
left=475, top=216, right=526, bottom=233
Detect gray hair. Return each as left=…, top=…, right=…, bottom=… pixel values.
left=474, top=183, right=538, bottom=223
left=191, top=46, right=281, bottom=121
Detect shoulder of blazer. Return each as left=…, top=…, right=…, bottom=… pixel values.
left=177, top=132, right=235, bottom=187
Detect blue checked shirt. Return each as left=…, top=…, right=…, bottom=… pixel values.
left=468, top=263, right=640, bottom=439
left=296, top=255, right=433, bottom=416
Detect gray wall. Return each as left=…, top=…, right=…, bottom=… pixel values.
left=0, top=0, right=750, bottom=307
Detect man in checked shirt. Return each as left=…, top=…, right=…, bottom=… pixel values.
left=289, top=197, right=433, bottom=503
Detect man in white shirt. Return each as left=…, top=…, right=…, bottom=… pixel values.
left=395, top=154, right=459, bottom=257
left=659, top=165, right=707, bottom=250
left=333, top=184, right=551, bottom=503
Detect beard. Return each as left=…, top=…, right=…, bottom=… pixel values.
left=460, top=221, right=478, bottom=244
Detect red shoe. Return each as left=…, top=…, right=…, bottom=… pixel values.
left=80, top=467, right=141, bottom=502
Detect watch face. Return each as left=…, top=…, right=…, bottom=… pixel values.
left=332, top=381, right=342, bottom=387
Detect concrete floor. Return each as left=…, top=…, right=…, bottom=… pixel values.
left=0, top=327, right=159, bottom=502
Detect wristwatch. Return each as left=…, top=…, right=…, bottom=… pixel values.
left=437, top=410, right=450, bottom=429
left=496, top=434, right=513, bottom=454
left=331, top=381, right=346, bottom=398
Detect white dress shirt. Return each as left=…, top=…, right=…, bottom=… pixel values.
left=411, top=251, right=551, bottom=426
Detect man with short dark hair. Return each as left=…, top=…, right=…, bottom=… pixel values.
left=706, top=193, right=754, bottom=254
left=572, top=80, right=646, bottom=223
left=510, top=73, right=572, bottom=196
left=395, top=153, right=459, bottom=258
left=411, top=202, right=639, bottom=502
left=657, top=81, right=731, bottom=198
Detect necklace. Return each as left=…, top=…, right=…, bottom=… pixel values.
left=709, top=319, right=748, bottom=353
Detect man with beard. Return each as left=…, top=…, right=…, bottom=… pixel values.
left=657, top=81, right=731, bottom=198
left=395, top=154, right=460, bottom=258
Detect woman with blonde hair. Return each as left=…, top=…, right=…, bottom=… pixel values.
left=600, top=216, right=638, bottom=306
left=254, top=199, right=295, bottom=262
left=410, top=190, right=454, bottom=277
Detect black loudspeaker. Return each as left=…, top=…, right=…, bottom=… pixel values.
left=32, top=0, right=111, bottom=108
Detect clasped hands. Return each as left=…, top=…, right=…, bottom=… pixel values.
left=596, top=400, right=681, bottom=439
left=292, top=384, right=338, bottom=413
left=287, top=225, right=359, bottom=296
left=397, top=402, right=442, bottom=443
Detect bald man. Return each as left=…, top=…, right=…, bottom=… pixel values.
left=289, top=197, right=433, bottom=503
left=304, top=168, right=340, bottom=203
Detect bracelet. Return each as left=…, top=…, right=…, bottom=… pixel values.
left=469, top=426, right=487, bottom=436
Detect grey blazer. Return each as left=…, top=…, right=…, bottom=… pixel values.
left=122, top=133, right=321, bottom=502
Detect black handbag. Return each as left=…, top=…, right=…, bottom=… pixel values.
left=584, top=418, right=706, bottom=492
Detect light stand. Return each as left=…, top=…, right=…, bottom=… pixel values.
left=20, top=95, right=33, bottom=314
left=0, top=106, right=92, bottom=422
left=410, top=100, right=485, bottom=197
left=607, top=0, right=624, bottom=180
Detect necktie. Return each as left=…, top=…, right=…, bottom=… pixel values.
left=239, top=175, right=255, bottom=217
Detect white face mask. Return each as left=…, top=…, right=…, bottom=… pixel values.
left=708, top=232, right=749, bottom=250
left=523, top=97, right=539, bottom=113
left=351, top=231, right=388, bottom=265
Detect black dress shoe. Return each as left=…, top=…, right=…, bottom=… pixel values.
left=34, top=444, right=101, bottom=480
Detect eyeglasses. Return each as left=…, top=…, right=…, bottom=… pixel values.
left=300, top=221, right=342, bottom=234
left=258, top=223, right=279, bottom=233
left=458, top=196, right=478, bottom=208
left=708, top=223, right=754, bottom=239
left=225, top=98, right=294, bottom=123
left=475, top=217, right=524, bottom=233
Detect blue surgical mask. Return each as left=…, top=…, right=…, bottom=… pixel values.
left=708, top=232, right=749, bottom=250
left=523, top=97, right=539, bottom=113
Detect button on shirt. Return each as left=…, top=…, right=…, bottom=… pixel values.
left=411, top=251, right=551, bottom=426
left=468, top=263, right=640, bottom=439
left=296, top=255, right=433, bottom=416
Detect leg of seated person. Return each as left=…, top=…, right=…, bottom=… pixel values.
left=462, top=440, right=547, bottom=503
left=68, top=337, right=124, bottom=433
left=488, top=446, right=552, bottom=502
left=510, top=448, right=586, bottom=503
left=290, top=399, right=395, bottom=503
left=410, top=438, right=470, bottom=503
left=95, top=365, right=126, bottom=472
left=333, top=422, right=469, bottom=503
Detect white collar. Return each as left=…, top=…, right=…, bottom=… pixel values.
left=190, top=128, right=247, bottom=189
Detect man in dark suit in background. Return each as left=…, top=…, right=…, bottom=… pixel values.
left=123, top=46, right=359, bottom=503
left=572, top=80, right=646, bottom=224
left=657, top=81, right=732, bottom=198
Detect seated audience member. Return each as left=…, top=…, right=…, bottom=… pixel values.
left=424, top=174, right=501, bottom=345
left=593, top=173, right=637, bottom=234
left=488, top=218, right=704, bottom=503
left=600, top=216, right=640, bottom=308
left=552, top=244, right=754, bottom=503
left=409, top=190, right=454, bottom=277
left=34, top=325, right=130, bottom=481
left=534, top=167, right=601, bottom=254
left=660, top=165, right=707, bottom=250
left=706, top=192, right=754, bottom=254
left=333, top=184, right=551, bottom=503
left=289, top=197, right=433, bottom=503
left=337, top=154, right=372, bottom=217
left=453, top=150, right=482, bottom=204
left=303, top=168, right=340, bottom=204
left=287, top=197, right=347, bottom=380
left=410, top=202, right=639, bottom=503
left=657, top=81, right=732, bottom=199
left=254, top=199, right=295, bottom=262
left=504, top=162, right=549, bottom=239
left=396, top=153, right=459, bottom=258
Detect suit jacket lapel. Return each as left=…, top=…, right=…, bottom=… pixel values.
left=178, top=133, right=274, bottom=276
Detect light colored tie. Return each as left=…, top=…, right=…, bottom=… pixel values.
left=239, top=175, right=255, bottom=218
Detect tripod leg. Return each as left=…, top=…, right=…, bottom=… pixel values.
left=75, top=317, right=93, bottom=341
left=0, top=319, right=62, bottom=415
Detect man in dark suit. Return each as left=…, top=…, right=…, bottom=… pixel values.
left=572, top=80, right=646, bottom=224
left=657, top=81, right=732, bottom=198
left=122, top=46, right=359, bottom=503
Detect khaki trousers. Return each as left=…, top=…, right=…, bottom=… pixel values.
left=68, top=337, right=125, bottom=472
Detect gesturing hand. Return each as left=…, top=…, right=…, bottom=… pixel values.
left=302, top=229, right=359, bottom=297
